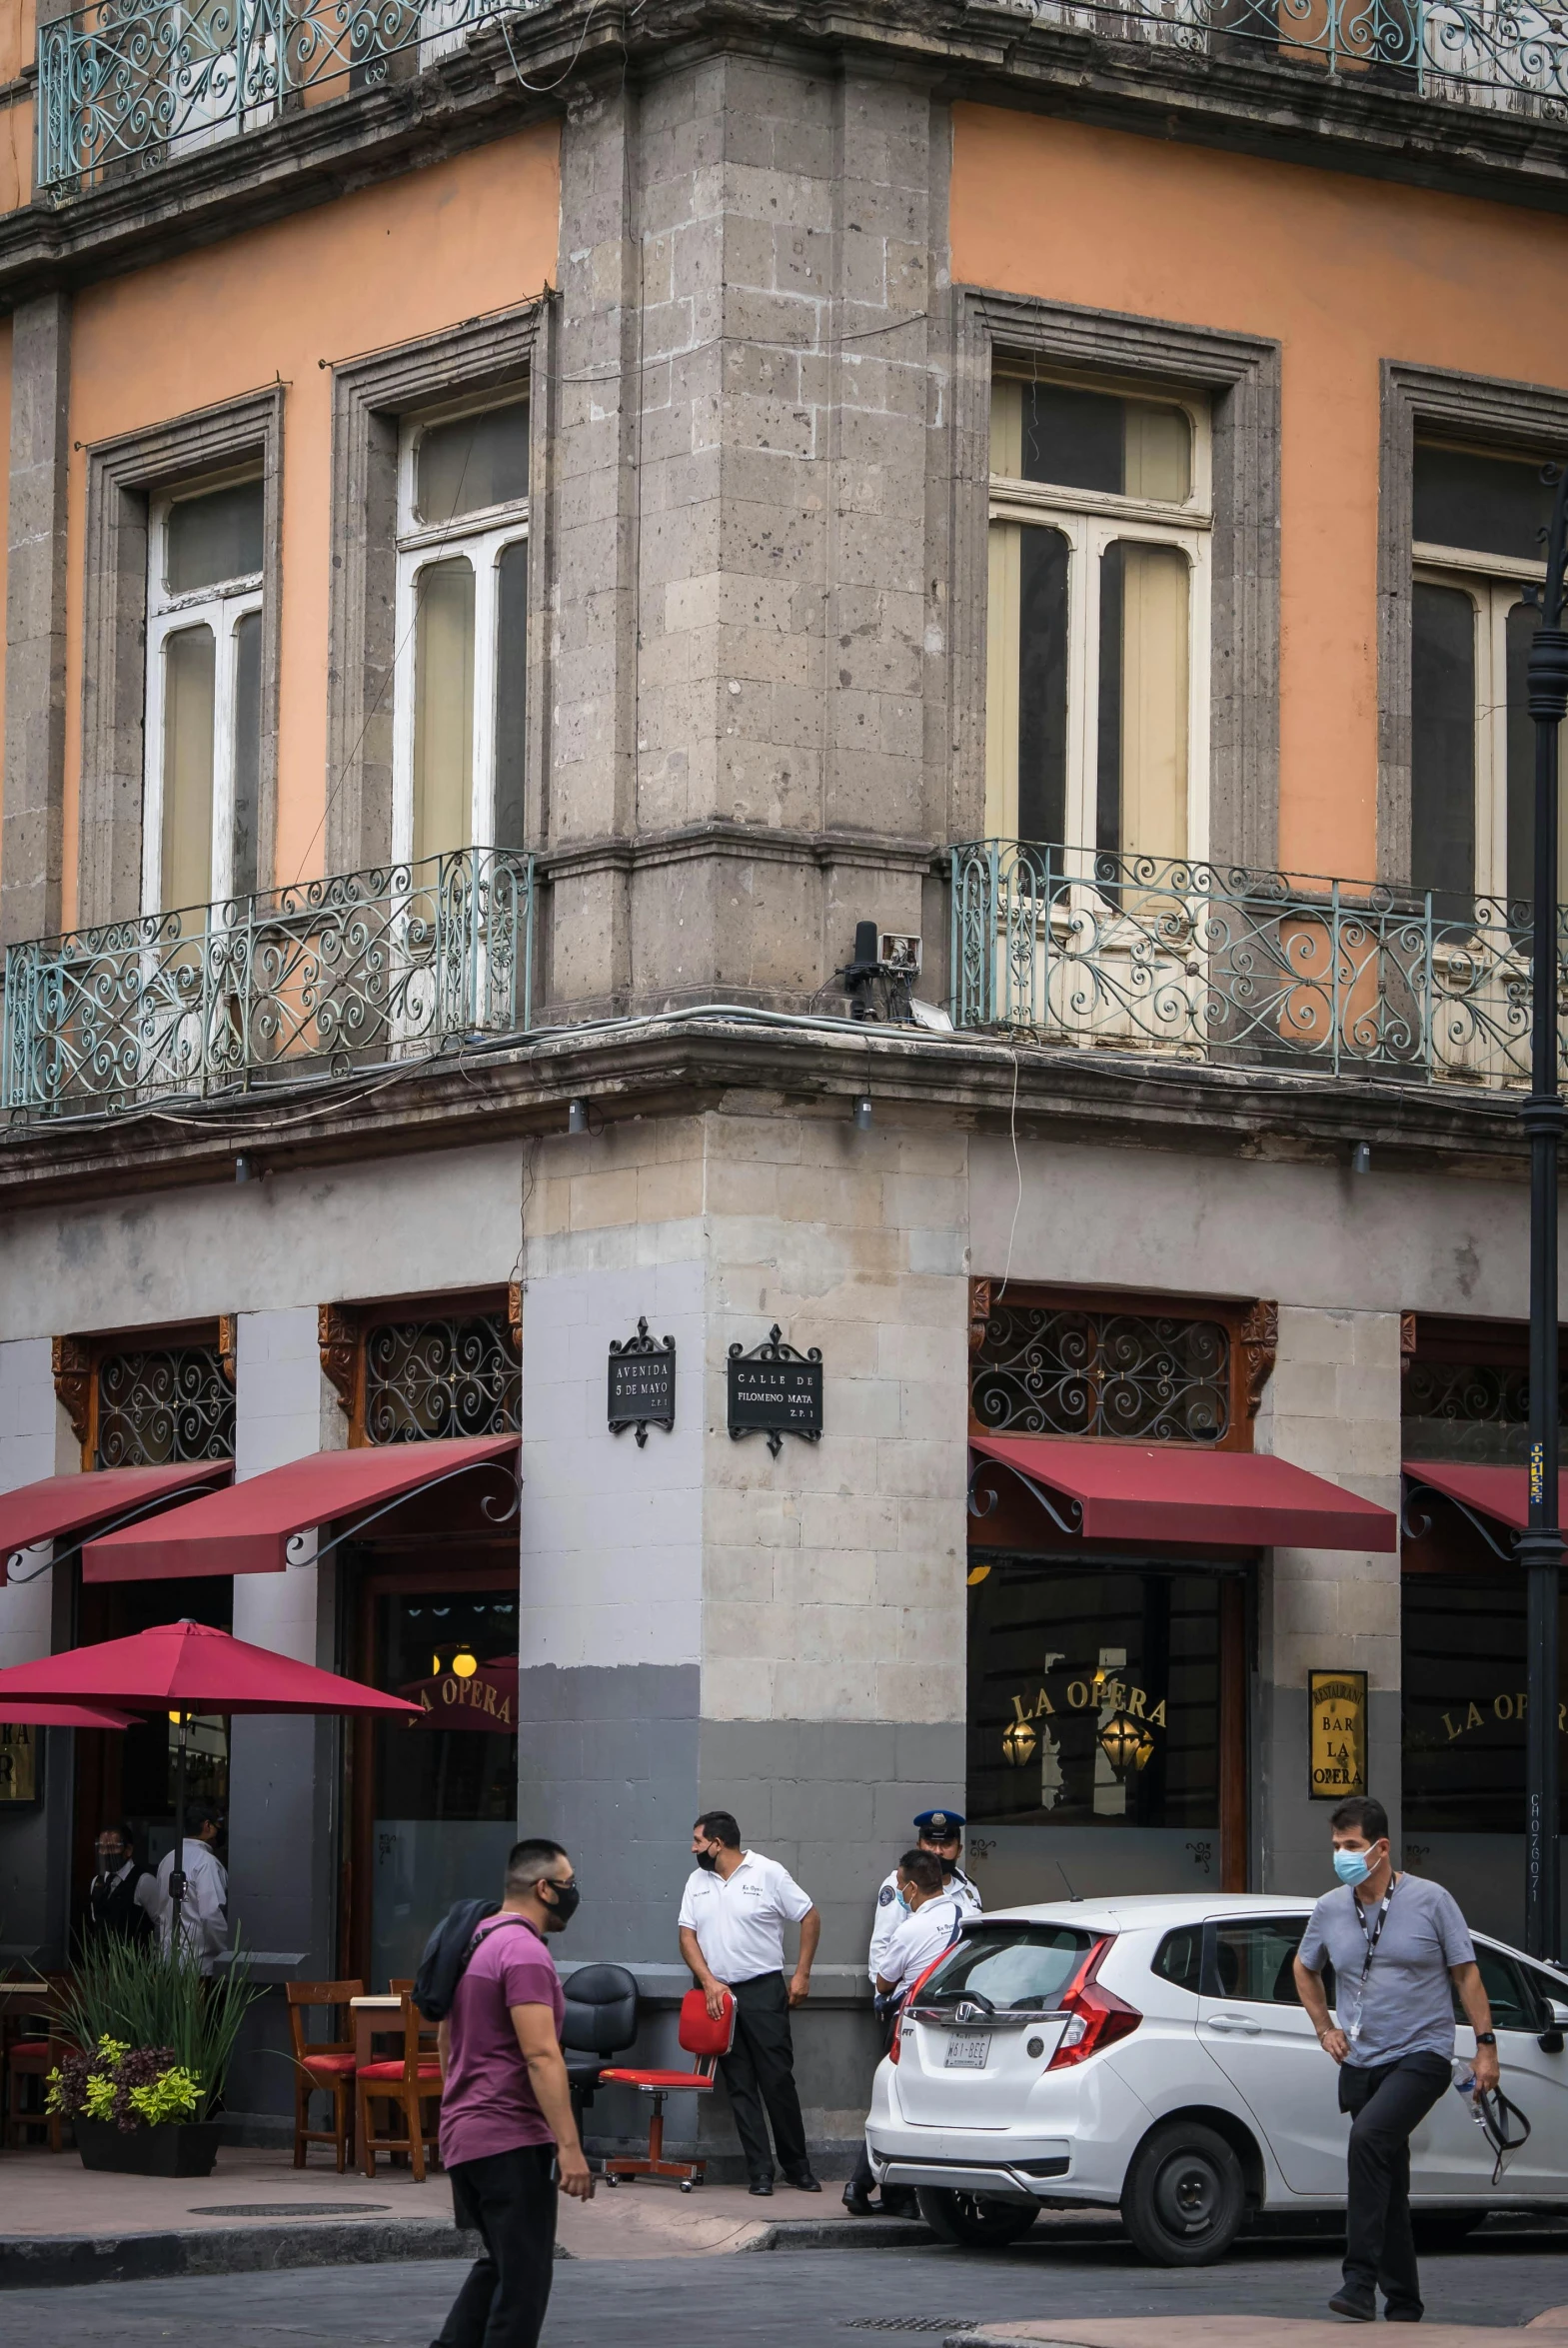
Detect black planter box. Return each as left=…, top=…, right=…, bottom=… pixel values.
left=74, top=2116, right=222, bottom=2176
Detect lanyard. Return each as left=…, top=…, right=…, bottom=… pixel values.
left=1351, top=1877, right=1398, bottom=1991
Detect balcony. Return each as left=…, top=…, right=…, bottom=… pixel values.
left=35, top=0, right=554, bottom=197
left=2, top=846, right=534, bottom=1121
left=949, top=841, right=1567, bottom=1089
left=33, top=0, right=1568, bottom=198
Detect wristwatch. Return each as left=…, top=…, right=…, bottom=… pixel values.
left=1474, top=2031, right=1497, bottom=2046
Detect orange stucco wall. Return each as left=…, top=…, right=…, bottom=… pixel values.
left=950, top=104, right=1568, bottom=885
left=62, top=122, right=560, bottom=919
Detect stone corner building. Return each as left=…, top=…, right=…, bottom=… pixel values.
left=0, top=0, right=1562, bottom=2157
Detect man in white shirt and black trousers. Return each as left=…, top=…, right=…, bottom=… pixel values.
left=678, top=1809, right=822, bottom=2197
left=845, top=1848, right=970, bottom=2214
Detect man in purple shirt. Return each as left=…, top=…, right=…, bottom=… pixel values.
left=433, top=1838, right=595, bottom=2348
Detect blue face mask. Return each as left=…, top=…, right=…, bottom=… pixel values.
left=1333, top=1847, right=1372, bottom=1887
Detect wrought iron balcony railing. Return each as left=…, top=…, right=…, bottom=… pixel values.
left=36, top=0, right=560, bottom=196
left=2, top=846, right=533, bottom=1120
left=33, top=0, right=1568, bottom=197
left=949, top=841, right=1568, bottom=1088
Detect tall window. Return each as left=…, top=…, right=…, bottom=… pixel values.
left=1411, top=442, right=1562, bottom=914
left=143, top=473, right=264, bottom=919
left=393, top=395, right=530, bottom=867
left=985, top=374, right=1210, bottom=864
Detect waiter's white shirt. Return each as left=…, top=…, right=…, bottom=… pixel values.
left=156, top=1839, right=230, bottom=1969
left=877, top=1894, right=967, bottom=1995
left=678, top=1850, right=813, bottom=1983
left=867, top=1863, right=980, bottom=1984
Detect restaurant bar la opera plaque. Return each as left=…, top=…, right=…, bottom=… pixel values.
left=1308, top=1668, right=1367, bottom=1800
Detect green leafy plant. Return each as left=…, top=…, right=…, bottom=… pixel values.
left=48, top=2035, right=200, bottom=2132
left=54, top=1934, right=261, bottom=2123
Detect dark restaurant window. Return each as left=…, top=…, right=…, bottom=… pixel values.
left=968, top=1566, right=1221, bottom=1831
left=1402, top=1577, right=1568, bottom=1833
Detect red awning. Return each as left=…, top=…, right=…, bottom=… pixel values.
left=80, top=1435, right=519, bottom=1583
left=0, top=1462, right=233, bottom=1560
left=1402, top=1459, right=1538, bottom=1534
left=970, top=1435, right=1397, bottom=1551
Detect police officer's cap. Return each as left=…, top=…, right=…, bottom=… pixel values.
left=914, top=1808, right=965, bottom=1835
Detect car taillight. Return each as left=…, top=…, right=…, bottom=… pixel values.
left=888, top=1951, right=949, bottom=2065
left=1045, top=1935, right=1141, bottom=2070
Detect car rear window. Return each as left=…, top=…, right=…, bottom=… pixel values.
left=1152, top=1926, right=1203, bottom=1994
left=917, top=1924, right=1093, bottom=2011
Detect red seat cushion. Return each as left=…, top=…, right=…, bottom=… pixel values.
left=678, top=1988, right=736, bottom=2058
left=357, top=2060, right=442, bottom=2084
left=598, top=2068, right=716, bottom=2092
left=8, top=2041, right=49, bottom=2061
left=302, top=2053, right=357, bottom=2078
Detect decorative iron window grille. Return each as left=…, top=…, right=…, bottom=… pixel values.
left=971, top=1302, right=1231, bottom=1446
left=362, top=1311, right=521, bottom=1444
left=94, top=1344, right=235, bottom=1468
left=1402, top=1355, right=1565, bottom=1464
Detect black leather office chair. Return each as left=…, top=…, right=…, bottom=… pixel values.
left=562, top=1963, right=640, bottom=2114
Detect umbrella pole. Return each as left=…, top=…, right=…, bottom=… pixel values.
left=170, top=1711, right=188, bottom=1947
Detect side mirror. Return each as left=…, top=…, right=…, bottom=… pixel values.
left=1538, top=1997, right=1568, bottom=2052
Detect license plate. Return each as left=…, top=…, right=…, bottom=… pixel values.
left=943, top=2032, right=991, bottom=2069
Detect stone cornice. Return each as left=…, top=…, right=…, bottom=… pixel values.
left=6, top=0, right=1568, bottom=311
left=538, top=822, right=942, bottom=882
left=0, top=1012, right=1551, bottom=1212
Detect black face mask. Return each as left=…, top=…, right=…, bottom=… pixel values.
left=696, top=1847, right=721, bottom=1871
left=541, top=1878, right=581, bottom=1927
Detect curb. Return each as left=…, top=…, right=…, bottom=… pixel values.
left=0, top=2210, right=930, bottom=2288
left=0, top=2219, right=484, bottom=2291
left=744, top=2217, right=934, bottom=2252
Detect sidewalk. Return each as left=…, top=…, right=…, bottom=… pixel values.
left=0, top=2146, right=922, bottom=2285
left=968, top=2320, right=1568, bottom=2348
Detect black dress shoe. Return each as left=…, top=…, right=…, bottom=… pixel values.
left=748, top=2178, right=774, bottom=2196
left=784, top=2169, right=821, bottom=2192
left=842, top=2185, right=876, bottom=2216
left=1383, top=2307, right=1423, bottom=2325
left=1328, top=2290, right=1376, bottom=2323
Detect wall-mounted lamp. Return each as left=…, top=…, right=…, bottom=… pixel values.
left=235, top=1154, right=255, bottom=1184
left=568, top=1101, right=588, bottom=1137
left=852, top=1096, right=873, bottom=1132
left=1351, top=1143, right=1372, bottom=1175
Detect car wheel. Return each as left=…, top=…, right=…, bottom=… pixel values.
left=914, top=2187, right=1040, bottom=2248
left=1411, top=2208, right=1486, bottom=2252
left=1120, top=2122, right=1246, bottom=2267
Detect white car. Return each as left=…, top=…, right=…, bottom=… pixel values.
left=864, top=1890, right=1568, bottom=2264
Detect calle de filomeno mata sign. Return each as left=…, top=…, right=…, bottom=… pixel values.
left=727, top=1324, right=822, bottom=1457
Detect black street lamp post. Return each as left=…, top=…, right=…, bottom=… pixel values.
left=1521, top=463, right=1568, bottom=1961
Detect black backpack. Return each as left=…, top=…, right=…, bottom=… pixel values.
left=412, top=1897, right=513, bottom=2021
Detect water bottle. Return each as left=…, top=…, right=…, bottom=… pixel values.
left=1453, top=2063, right=1476, bottom=2097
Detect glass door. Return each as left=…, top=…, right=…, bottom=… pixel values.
left=356, top=1569, right=520, bottom=1987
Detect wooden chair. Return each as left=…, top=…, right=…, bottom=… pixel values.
left=4, top=1977, right=70, bottom=2152
left=287, top=1980, right=364, bottom=2172
left=356, top=1992, right=443, bottom=2181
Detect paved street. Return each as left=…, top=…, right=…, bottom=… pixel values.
left=10, top=2214, right=1568, bottom=2344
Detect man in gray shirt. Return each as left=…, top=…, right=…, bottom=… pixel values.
left=1294, top=1793, right=1497, bottom=2325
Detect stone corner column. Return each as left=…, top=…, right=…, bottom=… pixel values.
left=1252, top=1304, right=1402, bottom=1895
left=2, top=289, right=70, bottom=950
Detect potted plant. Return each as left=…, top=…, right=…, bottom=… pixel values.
left=47, top=1932, right=261, bottom=2177
left=49, top=2036, right=218, bottom=2176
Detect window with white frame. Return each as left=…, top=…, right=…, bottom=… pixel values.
left=393, top=394, right=529, bottom=868
left=985, top=374, right=1211, bottom=869
left=143, top=471, right=264, bottom=922
left=1411, top=441, right=1563, bottom=914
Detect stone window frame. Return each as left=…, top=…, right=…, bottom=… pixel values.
left=1379, top=362, right=1568, bottom=891
left=78, top=388, right=284, bottom=929
left=951, top=294, right=1282, bottom=873
left=326, top=304, right=549, bottom=880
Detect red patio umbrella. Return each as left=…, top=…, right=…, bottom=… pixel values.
left=0, top=1619, right=421, bottom=1936
left=0, top=1702, right=138, bottom=1728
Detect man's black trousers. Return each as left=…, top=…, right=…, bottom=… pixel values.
left=721, top=1970, right=808, bottom=2182
left=436, top=2143, right=558, bottom=2348
left=1337, top=2051, right=1452, bottom=2311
